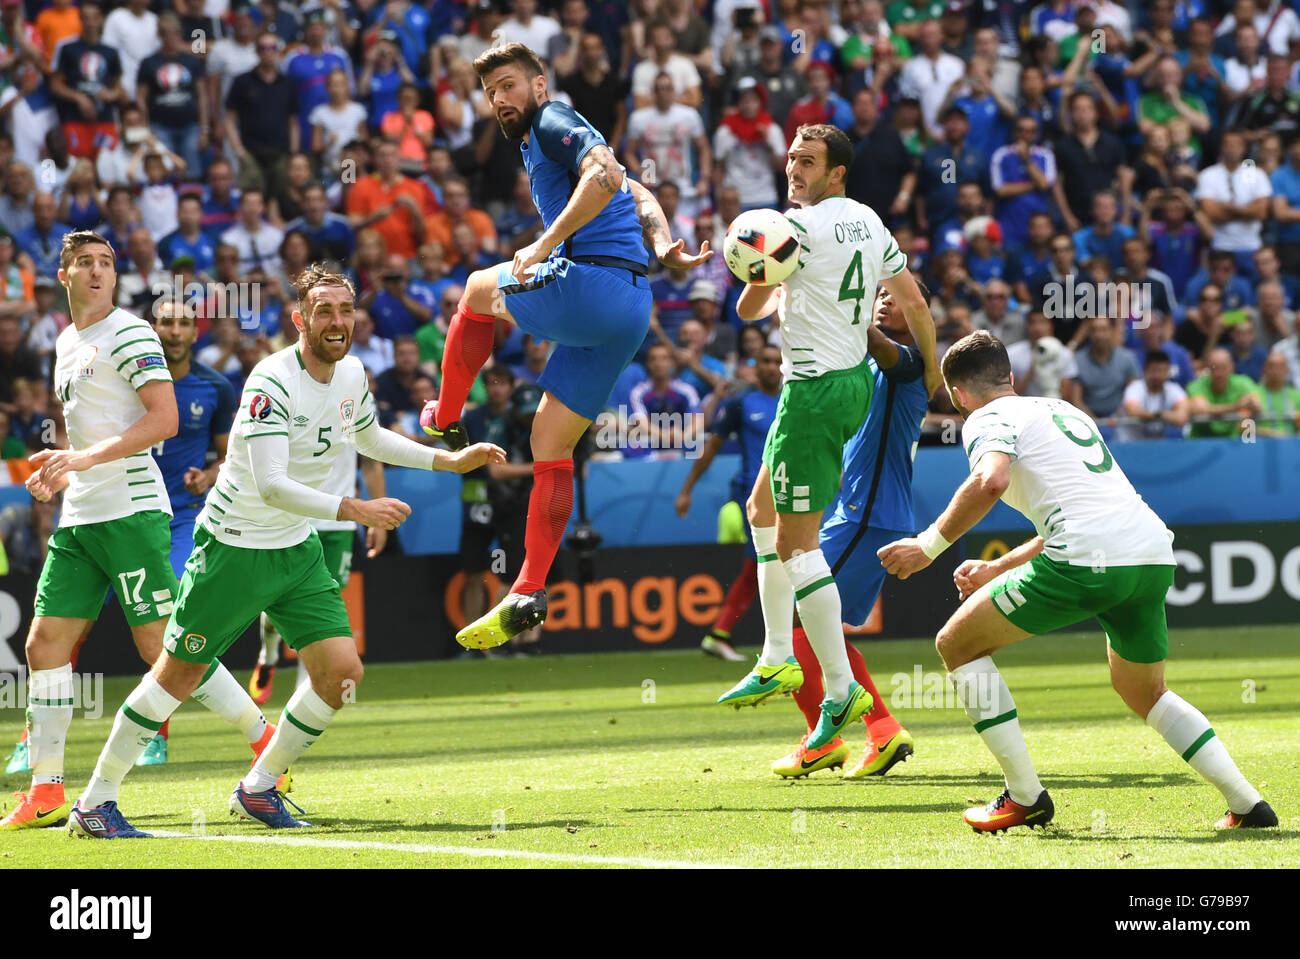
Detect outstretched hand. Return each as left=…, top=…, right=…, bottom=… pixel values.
left=657, top=237, right=713, bottom=271
left=443, top=442, right=507, bottom=474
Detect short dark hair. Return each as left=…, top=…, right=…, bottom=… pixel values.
left=473, top=41, right=546, bottom=81
left=793, top=123, right=853, bottom=182
left=484, top=364, right=515, bottom=383
left=914, top=277, right=932, bottom=307
left=60, top=231, right=116, bottom=271
left=295, top=263, right=356, bottom=304
left=177, top=192, right=203, bottom=209
left=941, top=331, right=1012, bottom=394
left=1145, top=349, right=1171, bottom=368
left=1208, top=250, right=1235, bottom=268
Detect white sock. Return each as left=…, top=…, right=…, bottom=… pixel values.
left=245, top=685, right=338, bottom=792
left=753, top=526, right=794, bottom=666
left=786, top=550, right=853, bottom=699
left=951, top=656, right=1044, bottom=806
left=28, top=664, right=75, bottom=786
left=81, top=674, right=182, bottom=808
left=258, top=614, right=281, bottom=667
left=296, top=657, right=310, bottom=690
left=190, top=662, right=268, bottom=744
left=1147, top=690, right=1261, bottom=815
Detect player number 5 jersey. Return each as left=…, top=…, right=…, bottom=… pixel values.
left=200, top=346, right=376, bottom=549
left=962, top=395, right=1176, bottom=568
left=778, top=196, right=906, bottom=380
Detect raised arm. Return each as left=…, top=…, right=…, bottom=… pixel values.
left=628, top=176, right=713, bottom=269
left=511, top=143, right=625, bottom=278
left=880, top=269, right=940, bottom=395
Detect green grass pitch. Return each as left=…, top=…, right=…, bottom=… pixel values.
left=2, top=626, right=1296, bottom=868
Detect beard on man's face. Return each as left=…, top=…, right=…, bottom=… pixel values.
left=498, top=96, right=540, bottom=140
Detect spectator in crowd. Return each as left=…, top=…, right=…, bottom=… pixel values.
left=221, top=189, right=283, bottom=276
left=50, top=2, right=125, bottom=160
left=200, top=158, right=241, bottom=240
left=1007, top=309, right=1081, bottom=404
left=1274, top=323, right=1300, bottom=388
left=1008, top=211, right=1054, bottom=306
left=374, top=335, right=423, bottom=427
left=495, top=170, right=544, bottom=256
left=1186, top=346, right=1262, bottom=437
left=1268, top=127, right=1300, bottom=273
left=196, top=314, right=242, bottom=378
left=512, top=333, right=550, bottom=386
left=0, top=313, right=41, bottom=410
left=558, top=31, right=628, bottom=145
left=225, top=31, right=299, bottom=200
left=632, top=18, right=702, bottom=109
left=0, top=231, right=34, bottom=320
left=1252, top=244, right=1300, bottom=307
left=497, top=0, right=563, bottom=56
left=1117, top=237, right=1179, bottom=325
left=1137, top=56, right=1212, bottom=153
left=672, top=316, right=727, bottom=402
left=98, top=104, right=184, bottom=188
left=1234, top=55, right=1300, bottom=143
left=360, top=33, right=416, bottom=133
left=628, top=341, right=701, bottom=457
left=649, top=265, right=696, bottom=348
left=1196, top=128, right=1272, bottom=273
left=346, top=139, right=435, bottom=261
left=1136, top=309, right=1200, bottom=390
left=136, top=13, right=207, bottom=176
left=206, top=4, right=258, bottom=122
left=366, top=253, right=433, bottom=340
left=990, top=114, right=1055, bottom=250
left=963, top=214, right=1011, bottom=285
left=0, top=163, right=33, bottom=237
left=312, top=68, right=370, bottom=174
left=1178, top=281, right=1230, bottom=364
left=898, top=18, right=965, bottom=139
left=845, top=88, right=915, bottom=223
left=741, top=25, right=806, bottom=130
left=1248, top=280, right=1295, bottom=346
left=1183, top=250, right=1254, bottom=312
left=1226, top=312, right=1269, bottom=381
left=160, top=193, right=217, bottom=278
left=784, top=61, right=854, bottom=146
left=56, top=160, right=102, bottom=233
left=350, top=307, right=394, bottom=378
left=414, top=281, right=456, bottom=372
left=284, top=182, right=356, bottom=265
left=1074, top=191, right=1136, bottom=266
left=1053, top=91, right=1131, bottom=233
left=713, top=77, right=786, bottom=213
left=115, top=226, right=167, bottom=312
left=1140, top=188, right=1211, bottom=301
left=1256, top=350, right=1300, bottom=436
left=919, top=105, right=988, bottom=237
left=137, top=150, right=180, bottom=240
left=971, top=278, right=1025, bottom=345
left=1223, top=21, right=1267, bottom=107
left=1075, top=315, right=1141, bottom=421
left=102, top=0, right=158, bottom=100
left=15, top=193, right=71, bottom=279
left=625, top=70, right=710, bottom=217
left=650, top=181, right=694, bottom=243
left=283, top=9, right=352, bottom=152
left=1118, top=349, right=1191, bottom=441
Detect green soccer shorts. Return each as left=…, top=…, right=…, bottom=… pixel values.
left=763, top=365, right=872, bottom=514
left=988, top=554, right=1176, bottom=663
left=163, top=524, right=352, bottom=665
left=317, top=529, right=355, bottom=589
left=34, top=511, right=177, bottom=626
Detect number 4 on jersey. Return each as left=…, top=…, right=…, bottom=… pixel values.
left=839, top=250, right=865, bottom=325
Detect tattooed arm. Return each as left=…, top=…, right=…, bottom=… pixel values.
left=628, top=177, right=714, bottom=270
left=510, top=145, right=625, bottom=278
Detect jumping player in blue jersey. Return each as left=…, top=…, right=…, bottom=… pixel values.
left=422, top=41, right=712, bottom=650
left=675, top=345, right=783, bottom=662
left=772, top=282, right=934, bottom=781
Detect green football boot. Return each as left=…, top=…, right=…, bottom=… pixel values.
left=717, top=656, right=804, bottom=709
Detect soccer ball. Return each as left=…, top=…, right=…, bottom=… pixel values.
left=723, top=209, right=801, bottom=286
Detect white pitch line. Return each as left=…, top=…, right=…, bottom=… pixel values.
left=149, top=830, right=740, bottom=869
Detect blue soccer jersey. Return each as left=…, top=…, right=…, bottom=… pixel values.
left=153, top=361, right=237, bottom=517
left=713, top=387, right=778, bottom=503
left=522, top=101, right=647, bottom=268
left=158, top=229, right=217, bottom=275
left=284, top=213, right=356, bottom=263
left=830, top=345, right=928, bottom=531
left=284, top=48, right=353, bottom=149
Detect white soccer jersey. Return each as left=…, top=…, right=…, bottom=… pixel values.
left=962, top=395, right=1175, bottom=568
left=52, top=308, right=172, bottom=526
left=200, top=346, right=375, bottom=549
left=778, top=196, right=906, bottom=379
left=310, top=439, right=359, bottom=534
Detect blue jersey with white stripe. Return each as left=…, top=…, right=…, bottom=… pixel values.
left=523, top=101, right=647, bottom=268
left=153, top=360, right=237, bottom=516
left=713, top=387, right=778, bottom=503
left=830, top=345, right=928, bottom=531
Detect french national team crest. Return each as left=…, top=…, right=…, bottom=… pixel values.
left=249, top=393, right=274, bottom=421
left=339, top=398, right=354, bottom=425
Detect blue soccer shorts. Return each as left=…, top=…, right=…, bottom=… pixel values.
left=819, top=517, right=911, bottom=627
left=169, top=510, right=199, bottom=581
left=498, top=257, right=652, bottom=421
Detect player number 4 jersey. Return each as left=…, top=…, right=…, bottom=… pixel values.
left=52, top=308, right=173, bottom=526
left=962, top=395, right=1176, bottom=568
left=200, top=346, right=375, bottom=549
left=778, top=196, right=906, bottom=379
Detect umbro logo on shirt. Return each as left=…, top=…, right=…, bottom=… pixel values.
left=293, top=415, right=309, bottom=426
